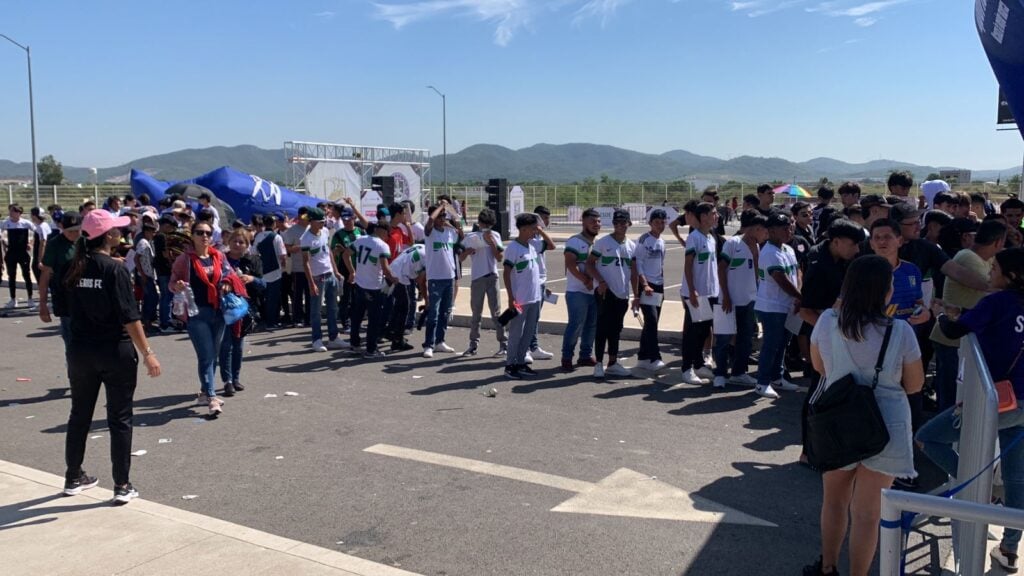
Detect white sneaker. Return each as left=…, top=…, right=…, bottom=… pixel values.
left=729, top=374, right=758, bottom=387
left=593, top=363, right=605, bottom=379
left=4, top=298, right=16, bottom=309
left=773, top=378, right=801, bottom=392
left=524, top=352, right=534, bottom=364
left=435, top=342, right=455, bottom=353
left=493, top=346, right=507, bottom=357
left=649, top=359, right=667, bottom=371
left=756, top=384, right=780, bottom=399
left=326, top=338, right=351, bottom=350
left=311, top=340, right=327, bottom=352
left=702, top=351, right=715, bottom=368
left=530, top=347, right=554, bottom=360
left=605, top=363, right=632, bottom=378
left=423, top=347, right=434, bottom=358
left=27, top=300, right=38, bottom=311
left=680, top=368, right=709, bottom=385
left=634, top=359, right=652, bottom=371
left=713, top=376, right=727, bottom=388
left=695, top=366, right=715, bottom=380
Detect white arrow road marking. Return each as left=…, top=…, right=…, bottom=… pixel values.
left=363, top=444, right=775, bottom=527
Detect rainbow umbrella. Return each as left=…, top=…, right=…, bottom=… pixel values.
left=773, top=184, right=812, bottom=198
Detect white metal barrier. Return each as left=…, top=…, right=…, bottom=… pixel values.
left=879, top=333, right=999, bottom=574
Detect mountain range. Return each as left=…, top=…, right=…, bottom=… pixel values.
left=0, top=143, right=1019, bottom=185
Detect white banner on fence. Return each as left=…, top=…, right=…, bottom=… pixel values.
left=373, top=163, right=422, bottom=209
left=305, top=162, right=363, bottom=201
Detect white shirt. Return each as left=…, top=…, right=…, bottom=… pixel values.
left=300, top=227, right=334, bottom=277
left=424, top=226, right=458, bottom=281
left=503, top=239, right=542, bottom=305
left=564, top=234, right=595, bottom=294
left=530, top=234, right=548, bottom=284
left=634, top=231, right=665, bottom=286
left=466, top=230, right=504, bottom=280
left=281, top=224, right=307, bottom=273
left=755, top=241, right=799, bottom=314
left=34, top=221, right=51, bottom=242
left=591, top=235, right=636, bottom=300
left=253, top=231, right=287, bottom=283
left=720, top=236, right=758, bottom=306
left=411, top=221, right=426, bottom=243
left=351, top=235, right=391, bottom=290
left=392, top=245, right=427, bottom=286
left=680, top=229, right=719, bottom=299
left=135, top=237, right=155, bottom=278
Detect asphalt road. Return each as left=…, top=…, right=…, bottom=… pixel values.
left=0, top=274, right=953, bottom=575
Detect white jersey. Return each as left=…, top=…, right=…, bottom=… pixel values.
left=564, top=234, right=595, bottom=294
left=392, top=245, right=426, bottom=286
left=591, top=234, right=636, bottom=300
left=680, top=229, right=719, bottom=298
left=755, top=241, right=799, bottom=314
left=503, top=239, right=542, bottom=305
left=351, top=235, right=391, bottom=290
left=465, top=230, right=504, bottom=280
left=634, top=231, right=665, bottom=286
left=719, top=236, right=758, bottom=306
left=300, top=227, right=334, bottom=277
left=530, top=234, right=548, bottom=284
left=424, top=226, right=458, bottom=281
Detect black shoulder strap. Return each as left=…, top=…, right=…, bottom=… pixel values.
left=872, top=322, right=894, bottom=389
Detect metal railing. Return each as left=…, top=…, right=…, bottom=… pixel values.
left=879, top=333, right=1000, bottom=574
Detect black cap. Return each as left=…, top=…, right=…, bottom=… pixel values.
left=61, top=211, right=82, bottom=231
left=158, top=215, right=177, bottom=227
left=765, top=212, right=792, bottom=228
left=890, top=203, right=921, bottom=223
left=612, top=209, right=631, bottom=223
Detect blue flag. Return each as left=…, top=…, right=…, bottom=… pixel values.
left=978, top=0, right=1024, bottom=139
left=131, top=166, right=320, bottom=222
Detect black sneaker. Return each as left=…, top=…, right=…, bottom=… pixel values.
left=520, top=365, right=538, bottom=377
left=802, top=557, right=840, bottom=575
left=504, top=366, right=522, bottom=380
left=892, top=476, right=919, bottom=491
left=222, top=382, right=235, bottom=397
left=232, top=381, right=245, bottom=392
left=112, top=483, right=139, bottom=505
left=63, top=471, right=99, bottom=496
left=391, top=340, right=415, bottom=352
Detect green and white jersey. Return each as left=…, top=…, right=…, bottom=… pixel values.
left=679, top=229, right=719, bottom=299
left=503, top=239, right=542, bottom=305
left=424, top=226, right=458, bottom=281
left=634, top=231, right=665, bottom=286
left=391, top=244, right=426, bottom=286
left=719, top=236, right=757, bottom=306
left=591, top=234, right=636, bottom=300
left=754, top=241, right=799, bottom=314
left=466, top=229, right=504, bottom=280
left=564, top=233, right=595, bottom=294
left=352, top=235, right=392, bottom=290
left=300, top=227, right=334, bottom=277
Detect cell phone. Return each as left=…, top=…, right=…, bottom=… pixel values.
left=912, top=304, right=924, bottom=316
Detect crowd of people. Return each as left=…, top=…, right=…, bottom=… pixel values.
left=5, top=171, right=1024, bottom=574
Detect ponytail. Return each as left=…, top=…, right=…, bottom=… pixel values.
left=64, top=235, right=105, bottom=290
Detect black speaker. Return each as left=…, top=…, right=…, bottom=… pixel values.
left=371, top=176, right=396, bottom=206
left=486, top=178, right=508, bottom=213
left=494, top=211, right=509, bottom=241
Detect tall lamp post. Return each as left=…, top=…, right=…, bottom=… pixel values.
left=426, top=85, right=447, bottom=200
left=1, top=33, right=39, bottom=208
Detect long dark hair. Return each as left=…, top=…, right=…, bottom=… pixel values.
left=837, top=255, right=893, bottom=342
left=996, top=248, right=1024, bottom=294
left=64, top=235, right=107, bottom=290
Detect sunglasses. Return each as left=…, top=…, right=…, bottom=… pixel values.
left=193, top=230, right=213, bottom=237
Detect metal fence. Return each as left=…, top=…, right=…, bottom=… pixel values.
left=5, top=184, right=132, bottom=211
left=880, top=333, right=999, bottom=574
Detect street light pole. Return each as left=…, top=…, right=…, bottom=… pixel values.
left=427, top=85, right=447, bottom=198
left=1, top=34, right=39, bottom=208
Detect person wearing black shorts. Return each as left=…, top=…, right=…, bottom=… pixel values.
left=62, top=209, right=162, bottom=505
left=3, top=204, right=35, bottom=308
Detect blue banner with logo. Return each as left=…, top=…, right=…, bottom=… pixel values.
left=978, top=0, right=1024, bottom=138
left=130, top=166, right=320, bottom=222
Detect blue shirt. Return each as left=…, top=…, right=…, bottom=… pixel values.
left=886, top=260, right=923, bottom=321
left=960, top=290, right=1024, bottom=398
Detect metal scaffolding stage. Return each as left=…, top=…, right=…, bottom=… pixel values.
left=284, top=141, right=431, bottom=203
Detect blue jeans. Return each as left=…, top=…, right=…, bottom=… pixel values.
left=713, top=303, right=756, bottom=377
left=917, top=406, right=1024, bottom=552
left=141, top=276, right=158, bottom=326
left=756, top=311, right=790, bottom=387
left=264, top=278, right=281, bottom=328
left=562, top=291, right=597, bottom=362
left=507, top=301, right=541, bottom=366
left=350, top=285, right=386, bottom=352
left=219, top=330, right=243, bottom=384
left=158, top=275, right=172, bottom=328
left=933, top=342, right=959, bottom=412
left=424, top=279, right=454, bottom=349
left=309, top=274, right=339, bottom=344
left=186, top=306, right=226, bottom=398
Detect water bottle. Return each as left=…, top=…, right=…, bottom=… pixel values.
left=184, top=286, right=200, bottom=317
left=172, top=292, right=186, bottom=317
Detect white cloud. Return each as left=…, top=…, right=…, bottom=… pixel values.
left=313, top=10, right=336, bottom=19
left=853, top=16, right=877, bottom=26
left=733, top=0, right=918, bottom=24
left=573, top=0, right=633, bottom=27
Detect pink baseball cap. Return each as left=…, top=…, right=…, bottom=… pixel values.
left=82, top=209, right=132, bottom=239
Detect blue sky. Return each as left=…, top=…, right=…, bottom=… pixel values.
left=1, top=0, right=1021, bottom=172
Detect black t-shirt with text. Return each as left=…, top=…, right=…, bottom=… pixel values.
left=68, top=253, right=140, bottom=344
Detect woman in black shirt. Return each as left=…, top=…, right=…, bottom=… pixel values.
left=63, top=209, right=161, bottom=505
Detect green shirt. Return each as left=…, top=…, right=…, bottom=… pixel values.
left=331, top=227, right=365, bottom=275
